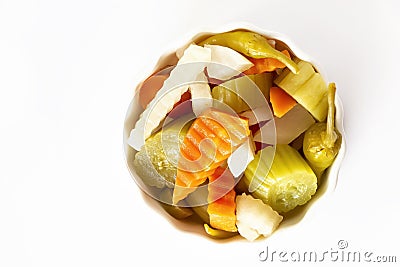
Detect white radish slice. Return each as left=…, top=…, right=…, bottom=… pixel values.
left=189, top=72, right=213, bottom=116
left=127, top=44, right=211, bottom=150
left=236, top=193, right=283, bottom=241
left=205, top=45, right=253, bottom=80
left=228, top=137, right=255, bottom=177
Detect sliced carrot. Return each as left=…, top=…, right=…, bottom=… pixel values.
left=173, top=169, right=216, bottom=204
left=172, top=108, right=250, bottom=204
left=270, top=86, right=297, bottom=118
left=193, top=118, right=232, bottom=155
left=139, top=74, right=169, bottom=109
left=243, top=50, right=291, bottom=75
left=207, top=167, right=237, bottom=232
left=205, top=109, right=250, bottom=147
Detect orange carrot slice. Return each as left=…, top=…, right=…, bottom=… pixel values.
left=207, top=167, right=237, bottom=232
left=139, top=74, right=169, bottom=109
left=244, top=50, right=291, bottom=75
left=270, top=86, right=297, bottom=118
left=172, top=108, right=250, bottom=204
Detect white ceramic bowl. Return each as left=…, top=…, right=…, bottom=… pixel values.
left=123, top=23, right=346, bottom=241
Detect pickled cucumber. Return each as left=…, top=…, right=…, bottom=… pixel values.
left=274, top=60, right=314, bottom=91
left=212, top=73, right=272, bottom=113
left=249, top=73, right=273, bottom=101
left=212, top=82, right=249, bottom=113
left=133, top=117, right=192, bottom=189
left=243, top=144, right=317, bottom=213
left=185, top=187, right=210, bottom=224
left=159, top=188, right=194, bottom=219
left=274, top=60, right=328, bottom=122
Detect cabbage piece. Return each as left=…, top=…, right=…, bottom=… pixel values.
left=128, top=44, right=211, bottom=150
left=236, top=193, right=283, bottom=241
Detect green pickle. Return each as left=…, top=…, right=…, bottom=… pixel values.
left=244, top=144, right=317, bottom=213
left=303, top=83, right=342, bottom=178
left=133, top=117, right=192, bottom=189
left=159, top=188, right=193, bottom=220
left=250, top=73, right=272, bottom=101
left=185, top=187, right=210, bottom=224
left=199, top=30, right=299, bottom=74
left=212, top=73, right=272, bottom=113
left=274, top=60, right=329, bottom=122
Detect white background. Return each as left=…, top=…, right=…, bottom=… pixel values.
left=1, top=0, right=400, bottom=266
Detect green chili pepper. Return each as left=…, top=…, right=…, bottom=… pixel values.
left=303, top=83, right=342, bottom=178
left=198, top=30, right=299, bottom=74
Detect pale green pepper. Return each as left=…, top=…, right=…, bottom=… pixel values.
left=303, top=83, right=342, bottom=178
left=198, top=30, right=299, bottom=74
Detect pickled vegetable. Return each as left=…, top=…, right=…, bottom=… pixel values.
left=236, top=193, right=283, bottom=241
left=204, top=224, right=238, bottom=239
left=198, top=31, right=299, bottom=74
left=189, top=71, right=212, bottom=116
left=274, top=60, right=314, bottom=91
left=207, top=167, right=237, bottom=232
left=253, top=104, right=315, bottom=145
left=244, top=50, right=292, bottom=75
left=185, top=188, right=210, bottom=223
left=212, top=77, right=250, bottom=113
left=274, top=60, right=328, bottom=122
left=128, top=44, right=211, bottom=150
left=172, top=108, right=250, bottom=204
left=249, top=72, right=273, bottom=101
left=138, top=72, right=169, bottom=109
left=269, top=86, right=297, bottom=118
left=212, top=74, right=271, bottom=113
left=204, top=44, right=253, bottom=80
left=303, top=83, right=342, bottom=177
left=133, top=117, right=191, bottom=189
left=244, top=144, right=317, bottom=213
left=227, top=138, right=255, bottom=177
left=159, top=188, right=193, bottom=219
